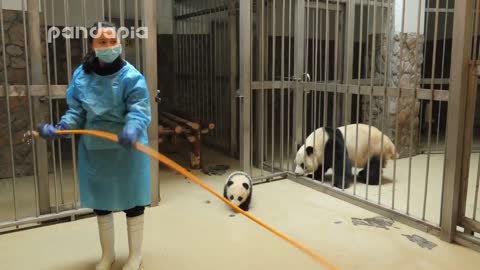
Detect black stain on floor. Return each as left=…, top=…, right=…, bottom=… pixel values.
left=229, top=214, right=236, bottom=217
left=334, top=221, right=343, bottom=224
left=402, top=234, right=437, bottom=250
left=351, top=216, right=395, bottom=230
left=205, top=200, right=211, bottom=204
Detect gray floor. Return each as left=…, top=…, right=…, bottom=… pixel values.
left=1, top=149, right=480, bottom=269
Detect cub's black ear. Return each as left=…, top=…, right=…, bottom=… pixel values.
left=306, top=146, right=314, bottom=156
left=242, top=183, right=250, bottom=190
left=227, top=180, right=234, bottom=187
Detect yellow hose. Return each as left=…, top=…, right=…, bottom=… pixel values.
left=31, top=129, right=340, bottom=270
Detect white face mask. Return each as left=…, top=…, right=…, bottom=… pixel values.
left=95, top=44, right=122, bottom=63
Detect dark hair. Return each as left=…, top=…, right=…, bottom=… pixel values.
left=81, top=21, right=119, bottom=74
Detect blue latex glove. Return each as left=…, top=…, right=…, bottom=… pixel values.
left=36, top=122, right=70, bottom=140
left=118, top=126, right=141, bottom=147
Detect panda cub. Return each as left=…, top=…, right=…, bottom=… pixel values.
left=294, top=126, right=354, bottom=189
left=223, top=171, right=253, bottom=211
left=294, top=124, right=397, bottom=187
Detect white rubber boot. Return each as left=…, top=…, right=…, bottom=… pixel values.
left=95, top=213, right=116, bottom=270
left=122, top=214, right=144, bottom=270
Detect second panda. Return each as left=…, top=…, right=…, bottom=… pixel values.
left=294, top=124, right=397, bottom=188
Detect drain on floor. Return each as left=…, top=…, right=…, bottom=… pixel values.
left=402, top=234, right=437, bottom=250
left=351, top=216, right=395, bottom=230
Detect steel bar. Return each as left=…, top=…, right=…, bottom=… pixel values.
left=303, top=0, right=311, bottom=182
left=222, top=1, right=228, bottom=150
left=379, top=0, right=393, bottom=205
left=212, top=0, right=218, bottom=141
left=286, top=0, right=292, bottom=169
left=441, top=0, right=473, bottom=242
left=333, top=0, right=341, bottom=188
left=81, top=0, right=87, bottom=55
left=135, top=0, right=140, bottom=69
left=292, top=0, right=305, bottom=170
left=418, top=0, right=429, bottom=147
left=173, top=0, right=178, bottom=108
left=258, top=0, right=265, bottom=174
left=354, top=0, right=365, bottom=195
left=101, top=0, right=105, bottom=21
left=408, top=0, right=422, bottom=214
left=143, top=0, right=159, bottom=205
left=175, top=3, right=231, bottom=20
left=271, top=0, right=276, bottom=173
left=209, top=0, right=214, bottom=154
left=228, top=0, right=238, bottom=158
left=50, top=0, right=65, bottom=205
left=201, top=1, right=206, bottom=126
left=250, top=81, right=450, bottom=101
left=26, top=0, right=49, bottom=216
left=264, top=0, right=269, bottom=173
left=436, top=0, right=451, bottom=147
left=423, top=0, right=441, bottom=221
left=458, top=0, right=480, bottom=233
left=63, top=0, right=79, bottom=209
left=108, top=0, right=112, bottom=22
left=0, top=0, right=18, bottom=221
left=322, top=1, right=330, bottom=186
left=280, top=0, right=286, bottom=171
left=364, top=0, right=378, bottom=200
left=42, top=0, right=59, bottom=213
left=120, top=0, right=126, bottom=59
left=394, top=0, right=407, bottom=212
left=239, top=0, right=252, bottom=172
left=311, top=0, right=319, bottom=182
left=342, top=0, right=355, bottom=192
left=0, top=208, right=94, bottom=230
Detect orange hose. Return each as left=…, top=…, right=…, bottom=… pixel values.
left=31, top=129, right=340, bottom=270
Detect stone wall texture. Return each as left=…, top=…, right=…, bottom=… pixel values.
left=0, top=10, right=48, bottom=178
left=362, top=32, right=424, bottom=158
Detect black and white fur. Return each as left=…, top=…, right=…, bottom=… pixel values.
left=223, top=171, right=253, bottom=211
left=294, top=124, right=397, bottom=187
left=294, top=127, right=353, bottom=189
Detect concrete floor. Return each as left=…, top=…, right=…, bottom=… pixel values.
left=1, top=146, right=480, bottom=269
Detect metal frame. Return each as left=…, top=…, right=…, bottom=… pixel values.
left=237, top=0, right=480, bottom=252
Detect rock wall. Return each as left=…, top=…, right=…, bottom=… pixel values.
left=362, top=32, right=424, bottom=158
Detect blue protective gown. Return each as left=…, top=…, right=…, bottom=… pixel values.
left=60, top=61, right=152, bottom=211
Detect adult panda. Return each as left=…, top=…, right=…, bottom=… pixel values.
left=294, top=124, right=397, bottom=187
left=294, top=126, right=354, bottom=189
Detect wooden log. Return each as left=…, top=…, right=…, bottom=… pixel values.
left=183, top=134, right=197, bottom=143
left=158, top=125, right=175, bottom=136
left=170, top=110, right=215, bottom=130
left=190, top=133, right=201, bottom=169
left=159, top=115, right=183, bottom=134
left=162, top=112, right=200, bottom=130
left=204, top=122, right=215, bottom=130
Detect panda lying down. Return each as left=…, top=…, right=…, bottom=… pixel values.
left=294, top=124, right=397, bottom=189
